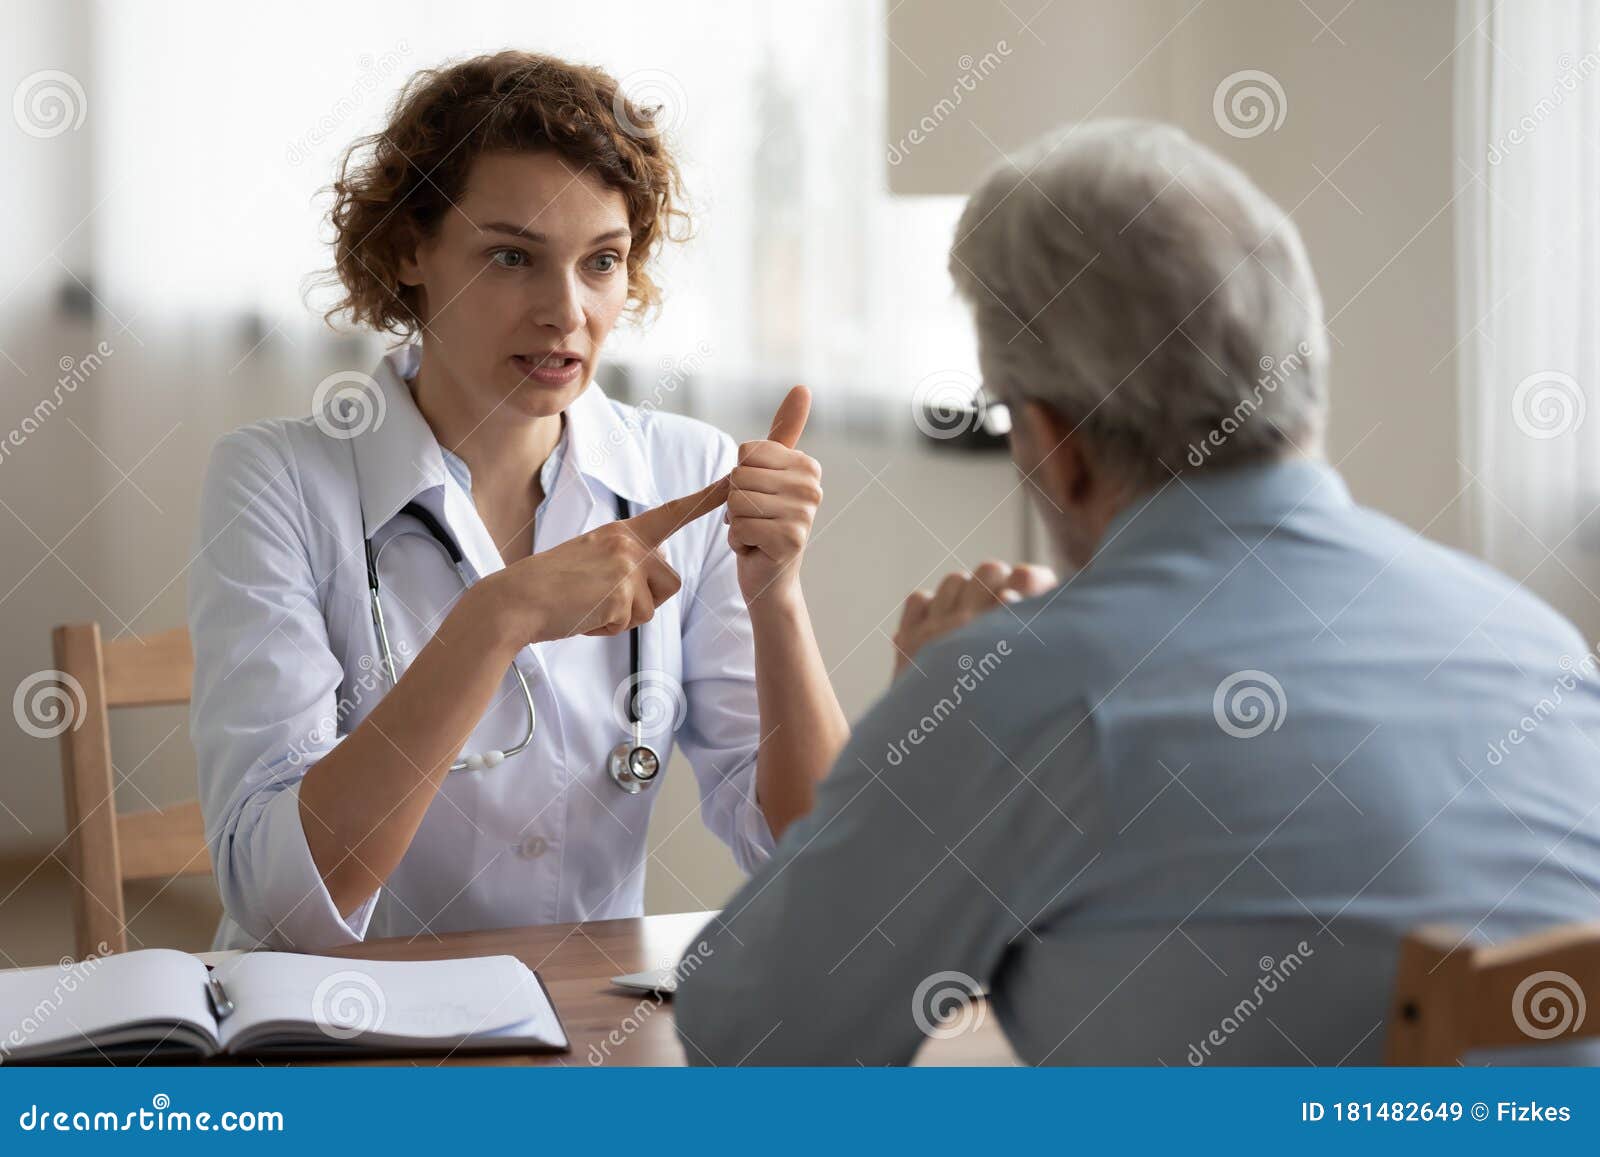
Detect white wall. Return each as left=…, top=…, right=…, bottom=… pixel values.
left=887, top=0, right=1464, bottom=548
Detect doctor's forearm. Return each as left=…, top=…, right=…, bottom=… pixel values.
left=749, top=589, right=849, bottom=840
left=298, top=585, right=523, bottom=918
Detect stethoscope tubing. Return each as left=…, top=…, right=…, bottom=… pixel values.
left=355, top=464, right=655, bottom=785
left=369, top=514, right=539, bottom=771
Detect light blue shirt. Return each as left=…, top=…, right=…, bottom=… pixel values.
left=438, top=423, right=568, bottom=525
left=675, top=457, right=1600, bottom=1065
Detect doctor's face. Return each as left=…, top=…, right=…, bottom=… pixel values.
left=397, top=149, right=633, bottom=419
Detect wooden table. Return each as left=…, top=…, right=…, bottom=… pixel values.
left=318, top=910, right=1018, bottom=1066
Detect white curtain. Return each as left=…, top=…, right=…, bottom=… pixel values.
left=1456, top=0, right=1600, bottom=640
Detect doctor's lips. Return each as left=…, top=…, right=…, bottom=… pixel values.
left=510, top=348, right=585, bottom=386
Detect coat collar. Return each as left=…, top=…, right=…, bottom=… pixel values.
left=340, top=341, right=661, bottom=535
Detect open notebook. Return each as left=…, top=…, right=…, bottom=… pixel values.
left=0, top=948, right=568, bottom=1063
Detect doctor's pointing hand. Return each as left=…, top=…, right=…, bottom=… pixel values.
left=483, top=386, right=818, bottom=643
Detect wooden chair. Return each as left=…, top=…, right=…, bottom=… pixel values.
left=51, top=622, right=211, bottom=961
left=1386, top=923, right=1600, bottom=1064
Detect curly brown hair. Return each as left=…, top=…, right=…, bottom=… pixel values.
left=317, top=50, right=688, bottom=338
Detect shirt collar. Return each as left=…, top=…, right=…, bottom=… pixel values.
left=342, top=342, right=660, bottom=534
left=563, top=372, right=662, bottom=507
left=1092, top=456, right=1353, bottom=566
left=344, top=341, right=446, bottom=533
left=440, top=426, right=568, bottom=500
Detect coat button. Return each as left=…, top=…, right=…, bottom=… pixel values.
left=517, top=834, right=548, bottom=860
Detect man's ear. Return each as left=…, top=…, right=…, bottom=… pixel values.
left=1016, top=399, right=1089, bottom=513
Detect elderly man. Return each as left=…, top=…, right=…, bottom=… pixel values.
left=673, top=120, right=1600, bottom=1065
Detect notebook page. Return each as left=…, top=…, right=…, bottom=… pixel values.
left=458, top=980, right=567, bottom=1052
left=0, top=949, right=215, bottom=1060
left=213, top=952, right=549, bottom=1050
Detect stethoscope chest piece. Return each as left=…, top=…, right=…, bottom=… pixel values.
left=608, top=727, right=662, bottom=794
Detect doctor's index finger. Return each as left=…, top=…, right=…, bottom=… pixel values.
left=622, top=476, right=731, bottom=547
left=766, top=385, right=811, bottom=449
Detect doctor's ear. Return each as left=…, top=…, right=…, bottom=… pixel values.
left=397, top=252, right=423, bottom=289
left=395, top=226, right=429, bottom=289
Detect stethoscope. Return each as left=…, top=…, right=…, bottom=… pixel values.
left=352, top=443, right=662, bottom=792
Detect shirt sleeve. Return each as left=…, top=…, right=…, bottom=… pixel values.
left=672, top=431, right=777, bottom=873
left=187, top=428, right=380, bottom=950
left=672, top=627, right=1103, bottom=1065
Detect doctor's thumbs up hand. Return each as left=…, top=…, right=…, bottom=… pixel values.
left=726, top=385, right=823, bottom=607
left=482, top=477, right=728, bottom=644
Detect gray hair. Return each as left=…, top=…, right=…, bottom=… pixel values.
left=949, top=119, right=1328, bottom=486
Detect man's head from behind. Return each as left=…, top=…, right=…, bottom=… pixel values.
left=950, top=119, right=1329, bottom=571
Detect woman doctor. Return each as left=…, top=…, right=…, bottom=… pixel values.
left=186, top=50, right=848, bottom=951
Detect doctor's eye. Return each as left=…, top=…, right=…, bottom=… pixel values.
left=489, top=248, right=529, bottom=270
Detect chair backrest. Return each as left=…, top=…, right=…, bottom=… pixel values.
left=1386, top=922, right=1600, bottom=1064
left=51, top=621, right=210, bottom=961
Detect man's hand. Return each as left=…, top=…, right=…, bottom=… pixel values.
left=891, top=561, right=1057, bottom=677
